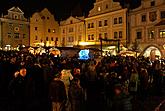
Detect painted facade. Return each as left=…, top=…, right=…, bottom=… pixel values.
left=129, top=0, right=165, bottom=57
left=0, top=7, right=29, bottom=50
left=60, top=16, right=85, bottom=47
left=30, top=8, right=60, bottom=47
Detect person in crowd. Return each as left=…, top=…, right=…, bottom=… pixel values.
left=49, top=73, right=67, bottom=111
left=111, top=83, right=132, bottom=111
left=69, top=78, right=84, bottom=111
left=8, top=66, right=28, bottom=111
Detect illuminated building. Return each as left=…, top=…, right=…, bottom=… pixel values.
left=60, top=16, right=85, bottom=47
left=129, top=0, right=165, bottom=58
left=30, top=8, right=60, bottom=47
left=60, top=0, right=127, bottom=53
left=0, top=7, right=29, bottom=50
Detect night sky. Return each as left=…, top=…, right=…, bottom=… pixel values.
left=0, top=0, right=141, bottom=21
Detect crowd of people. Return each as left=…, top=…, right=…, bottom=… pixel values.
left=0, top=50, right=164, bottom=111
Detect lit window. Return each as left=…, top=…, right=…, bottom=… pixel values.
left=53, top=29, right=55, bottom=33
left=148, top=29, right=154, bottom=39
left=160, top=29, right=165, bottom=38
left=98, top=7, right=101, bottom=11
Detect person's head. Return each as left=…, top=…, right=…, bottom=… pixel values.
left=114, top=84, right=122, bottom=95
left=19, top=68, right=27, bottom=77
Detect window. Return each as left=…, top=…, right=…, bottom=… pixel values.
left=48, top=29, right=51, bottom=33
left=105, top=4, right=108, bottom=9
left=68, top=37, right=74, bottom=42
left=51, top=37, right=54, bottom=41
left=114, top=32, right=118, bottom=38
left=8, top=33, right=11, bottom=38
left=119, top=17, right=122, bottom=24
left=56, top=37, right=58, bottom=41
left=159, top=29, right=165, bottom=38
left=119, top=31, right=122, bottom=38
left=41, top=16, right=45, bottom=19
left=151, top=1, right=155, bottom=6
left=70, top=20, right=73, bottom=24
left=142, top=15, right=146, bottom=22
left=99, top=33, right=102, bottom=39
left=46, top=37, right=49, bottom=41
left=35, top=36, right=38, bottom=40
left=88, top=35, right=91, bottom=40
left=104, top=20, right=108, bottom=26
left=47, top=17, right=49, bottom=19
left=63, top=29, right=65, bottom=33
left=23, top=34, right=26, bottom=38
left=91, top=23, right=94, bottom=28
left=14, top=15, right=18, bottom=19
left=99, top=21, right=102, bottom=27
left=78, top=35, right=81, bottom=41
left=91, top=34, right=94, bottom=40
left=104, top=33, right=108, bottom=39
left=14, top=33, right=20, bottom=38
left=52, top=29, right=55, bottom=33
left=136, top=31, right=142, bottom=39
left=69, top=28, right=73, bottom=32
left=98, top=7, right=101, bottom=11
left=148, top=29, right=154, bottom=39
left=161, top=11, right=165, bottom=19
left=35, top=27, right=38, bottom=31
left=114, top=18, right=117, bottom=24
left=88, top=23, right=90, bottom=28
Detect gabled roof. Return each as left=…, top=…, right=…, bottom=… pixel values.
left=8, top=7, right=24, bottom=14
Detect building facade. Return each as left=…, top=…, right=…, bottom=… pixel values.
left=129, top=0, right=165, bottom=58
left=30, top=8, right=60, bottom=47
left=0, top=7, right=29, bottom=50
left=60, top=16, right=85, bottom=47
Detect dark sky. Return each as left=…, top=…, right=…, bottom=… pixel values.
left=0, top=0, right=141, bottom=21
